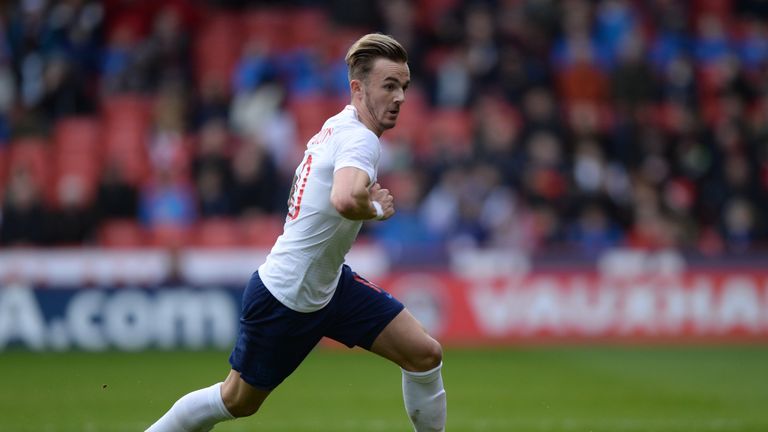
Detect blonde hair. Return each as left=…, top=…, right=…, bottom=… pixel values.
left=345, top=33, right=408, bottom=82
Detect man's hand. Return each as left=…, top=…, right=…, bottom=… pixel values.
left=369, top=183, right=395, bottom=220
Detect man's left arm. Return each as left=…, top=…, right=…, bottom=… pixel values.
left=331, top=167, right=394, bottom=220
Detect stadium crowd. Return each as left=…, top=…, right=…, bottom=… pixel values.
left=1, top=0, right=768, bottom=261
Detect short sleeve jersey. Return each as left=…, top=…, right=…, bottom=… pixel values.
left=258, top=106, right=380, bottom=312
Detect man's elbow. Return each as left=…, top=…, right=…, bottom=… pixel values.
left=331, top=191, right=369, bottom=219
left=331, top=194, right=358, bottom=218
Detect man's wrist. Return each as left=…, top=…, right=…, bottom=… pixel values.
left=372, top=201, right=385, bottom=220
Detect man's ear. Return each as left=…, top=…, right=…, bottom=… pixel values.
left=350, top=79, right=363, bottom=96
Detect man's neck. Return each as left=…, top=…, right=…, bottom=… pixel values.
left=351, top=101, right=382, bottom=137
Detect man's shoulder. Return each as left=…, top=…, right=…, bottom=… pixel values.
left=328, top=122, right=377, bottom=147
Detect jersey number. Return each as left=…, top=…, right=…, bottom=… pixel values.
left=286, top=154, right=313, bottom=221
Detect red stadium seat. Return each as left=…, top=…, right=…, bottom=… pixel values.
left=240, top=214, right=284, bottom=247
left=286, top=8, right=328, bottom=50
left=417, top=0, right=461, bottom=31
left=98, top=219, right=148, bottom=248
left=193, top=218, right=242, bottom=248
left=51, top=117, right=104, bottom=207
left=8, top=137, right=52, bottom=201
left=148, top=224, right=192, bottom=248
left=241, top=8, right=290, bottom=52
left=0, top=147, right=7, bottom=202
left=102, top=94, right=152, bottom=131
left=53, top=116, right=102, bottom=155
left=101, top=96, right=152, bottom=187
left=324, top=28, right=366, bottom=59
left=288, top=95, right=343, bottom=147
left=194, top=13, right=243, bottom=85
left=52, top=158, right=101, bottom=207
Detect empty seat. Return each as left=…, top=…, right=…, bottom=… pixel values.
left=8, top=138, right=52, bottom=200
left=286, top=8, right=328, bottom=50
left=148, top=223, right=192, bottom=248
left=288, top=95, right=343, bottom=146
left=51, top=117, right=104, bottom=207
left=194, top=13, right=243, bottom=85
left=98, top=219, right=147, bottom=248
left=193, top=218, right=242, bottom=248
left=240, top=214, right=284, bottom=247
left=0, top=146, right=7, bottom=198
left=241, top=8, right=289, bottom=51
left=53, top=116, right=102, bottom=155
left=102, top=94, right=152, bottom=131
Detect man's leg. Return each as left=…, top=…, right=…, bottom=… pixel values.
left=370, top=309, right=446, bottom=432
left=147, top=370, right=269, bottom=432
left=145, top=370, right=270, bottom=431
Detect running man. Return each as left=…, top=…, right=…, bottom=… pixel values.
left=146, top=33, right=447, bottom=432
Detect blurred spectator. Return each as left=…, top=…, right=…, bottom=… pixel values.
left=735, top=17, right=768, bottom=73
left=148, top=83, right=189, bottom=175
left=520, top=130, right=568, bottom=205
left=36, top=54, right=95, bottom=123
left=627, top=204, right=677, bottom=250
left=47, top=0, right=104, bottom=77
left=196, top=164, right=232, bottom=217
left=659, top=55, right=697, bottom=106
left=432, top=48, right=471, bottom=108
left=377, top=0, right=427, bottom=78
left=462, top=3, right=499, bottom=94
left=0, top=166, right=47, bottom=245
left=230, top=81, right=298, bottom=176
left=420, top=166, right=463, bottom=238
left=100, top=19, right=140, bottom=93
left=552, top=0, right=607, bottom=69
left=694, top=14, right=732, bottom=66
left=94, top=159, right=139, bottom=220
left=720, top=197, right=761, bottom=253
left=133, top=5, right=192, bottom=92
left=610, top=31, right=656, bottom=111
left=0, top=62, right=14, bottom=143
left=471, top=94, right=523, bottom=186
left=594, top=0, right=639, bottom=65
left=46, top=174, right=96, bottom=245
left=139, top=167, right=196, bottom=228
left=190, top=117, right=234, bottom=217
left=568, top=201, right=623, bottom=255
left=520, top=87, right=563, bottom=138
left=230, top=136, right=281, bottom=216
left=7, top=0, right=52, bottom=112
left=527, top=202, right=565, bottom=250
left=232, top=39, right=276, bottom=95
left=191, top=77, right=230, bottom=129
left=192, top=118, right=232, bottom=179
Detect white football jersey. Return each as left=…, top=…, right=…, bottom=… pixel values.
left=258, top=105, right=380, bottom=312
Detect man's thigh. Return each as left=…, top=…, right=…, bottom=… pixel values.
left=368, top=308, right=441, bottom=370
left=229, top=272, right=326, bottom=390
left=324, top=266, right=404, bottom=350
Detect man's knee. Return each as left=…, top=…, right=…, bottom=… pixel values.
left=222, top=396, right=261, bottom=418
left=405, top=337, right=443, bottom=372
left=220, top=372, right=269, bottom=418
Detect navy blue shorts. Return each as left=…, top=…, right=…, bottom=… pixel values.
left=229, top=264, right=404, bottom=390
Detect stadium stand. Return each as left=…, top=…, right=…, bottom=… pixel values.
left=1, top=0, right=767, bottom=259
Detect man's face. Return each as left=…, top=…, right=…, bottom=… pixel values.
left=358, top=58, right=410, bottom=135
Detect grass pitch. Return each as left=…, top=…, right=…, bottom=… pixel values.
left=0, top=346, right=766, bottom=431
